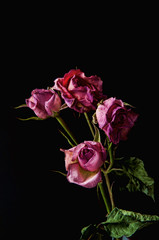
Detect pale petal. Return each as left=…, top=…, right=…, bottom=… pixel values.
left=67, top=163, right=102, bottom=188
left=60, top=147, right=77, bottom=171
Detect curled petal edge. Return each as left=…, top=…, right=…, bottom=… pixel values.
left=67, top=163, right=102, bottom=188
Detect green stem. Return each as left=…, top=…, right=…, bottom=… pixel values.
left=104, top=136, right=115, bottom=210
left=98, top=182, right=111, bottom=214
left=104, top=173, right=115, bottom=210
left=55, top=115, right=78, bottom=146
left=84, top=112, right=95, bottom=138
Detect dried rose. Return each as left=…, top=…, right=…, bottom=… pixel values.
left=53, top=69, right=105, bottom=113
left=26, top=89, right=61, bottom=119
left=61, top=141, right=106, bottom=188
left=96, top=97, right=138, bottom=144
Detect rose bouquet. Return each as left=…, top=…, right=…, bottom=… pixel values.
left=16, top=69, right=159, bottom=239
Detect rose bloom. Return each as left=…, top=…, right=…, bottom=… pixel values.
left=96, top=97, right=138, bottom=144
left=26, top=89, right=62, bottom=119
left=61, top=141, right=106, bottom=188
left=53, top=69, right=105, bottom=113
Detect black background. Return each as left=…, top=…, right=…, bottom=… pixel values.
left=1, top=3, right=159, bottom=239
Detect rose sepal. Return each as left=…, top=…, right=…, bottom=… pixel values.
left=14, top=104, right=27, bottom=109
left=17, top=116, right=44, bottom=121
left=93, top=123, right=101, bottom=143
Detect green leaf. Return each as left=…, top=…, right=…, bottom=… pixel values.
left=115, top=157, right=155, bottom=201
left=80, top=224, right=97, bottom=240
left=100, top=207, right=159, bottom=238
left=80, top=208, right=159, bottom=239
left=93, top=124, right=101, bottom=143
left=80, top=224, right=111, bottom=240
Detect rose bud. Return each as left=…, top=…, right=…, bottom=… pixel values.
left=61, top=141, right=106, bottom=188
left=96, top=97, right=138, bottom=144
left=26, top=89, right=62, bottom=119
left=53, top=69, right=105, bottom=113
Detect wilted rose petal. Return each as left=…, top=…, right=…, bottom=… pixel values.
left=61, top=141, right=106, bottom=188
left=53, top=69, right=106, bottom=113
left=96, top=97, right=138, bottom=144
left=67, top=163, right=102, bottom=188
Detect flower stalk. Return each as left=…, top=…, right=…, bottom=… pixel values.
left=99, top=136, right=115, bottom=214
left=105, top=137, right=115, bottom=210
left=104, top=172, right=115, bottom=210
left=100, top=169, right=115, bottom=214
left=98, top=182, right=111, bottom=214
